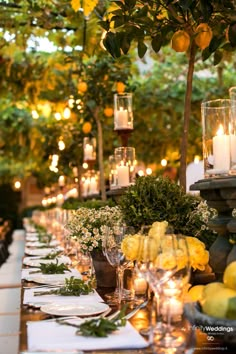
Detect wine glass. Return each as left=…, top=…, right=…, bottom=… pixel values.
left=152, top=234, right=191, bottom=352
left=103, top=224, right=135, bottom=304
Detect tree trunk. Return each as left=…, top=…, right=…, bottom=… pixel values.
left=94, top=108, right=107, bottom=201
left=179, top=42, right=196, bottom=192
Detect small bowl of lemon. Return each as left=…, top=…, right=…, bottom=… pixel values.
left=184, top=261, right=236, bottom=345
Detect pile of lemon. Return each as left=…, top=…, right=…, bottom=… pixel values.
left=187, top=261, right=236, bottom=320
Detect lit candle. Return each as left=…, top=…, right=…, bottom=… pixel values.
left=58, top=175, right=65, bottom=187
left=161, top=298, right=183, bottom=317
left=213, top=124, right=230, bottom=171
left=133, top=277, right=147, bottom=295
left=230, top=134, right=236, bottom=164
left=117, top=162, right=129, bottom=186
left=89, top=177, right=98, bottom=195
left=84, top=144, right=93, bottom=160
left=115, top=107, right=129, bottom=129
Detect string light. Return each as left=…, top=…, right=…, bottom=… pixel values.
left=161, top=159, right=167, bottom=167
left=32, top=110, right=39, bottom=119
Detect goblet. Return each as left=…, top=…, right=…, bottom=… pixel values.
left=103, top=224, right=135, bottom=304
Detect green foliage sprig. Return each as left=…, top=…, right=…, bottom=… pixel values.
left=57, top=307, right=127, bottom=337
left=35, top=277, right=93, bottom=296
left=31, top=260, right=71, bottom=274
left=42, top=251, right=62, bottom=259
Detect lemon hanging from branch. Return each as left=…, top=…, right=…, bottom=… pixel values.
left=71, top=0, right=98, bottom=17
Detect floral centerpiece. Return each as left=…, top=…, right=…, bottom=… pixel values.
left=121, top=221, right=209, bottom=272
left=65, top=205, right=123, bottom=288
left=65, top=205, right=122, bottom=253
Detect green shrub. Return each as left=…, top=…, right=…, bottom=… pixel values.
left=119, top=176, right=217, bottom=249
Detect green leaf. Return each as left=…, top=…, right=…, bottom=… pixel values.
left=201, top=47, right=211, bottom=61
left=179, top=0, right=195, bottom=11
left=199, top=0, right=213, bottom=22
left=124, top=0, right=136, bottom=10
left=113, top=15, right=125, bottom=28
left=213, top=50, right=223, bottom=66
left=228, top=23, right=236, bottom=47
left=138, top=41, right=147, bottom=58
left=118, top=32, right=131, bottom=54
left=209, top=36, right=225, bottom=53
left=98, top=20, right=110, bottom=32
left=102, top=32, right=121, bottom=58
left=151, top=34, right=162, bottom=53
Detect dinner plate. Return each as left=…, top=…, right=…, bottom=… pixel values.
left=24, top=247, right=64, bottom=256
left=26, top=273, right=81, bottom=285
left=40, top=302, right=110, bottom=316
left=23, top=256, right=71, bottom=267
left=26, top=235, right=39, bottom=242
left=26, top=240, right=60, bottom=248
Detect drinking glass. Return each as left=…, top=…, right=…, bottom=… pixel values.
left=152, top=234, right=191, bottom=352
left=103, top=224, right=135, bottom=304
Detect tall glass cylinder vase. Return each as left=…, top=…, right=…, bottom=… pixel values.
left=114, top=147, right=136, bottom=188
left=114, top=93, right=133, bottom=131
left=83, top=137, right=96, bottom=162
left=201, top=99, right=236, bottom=178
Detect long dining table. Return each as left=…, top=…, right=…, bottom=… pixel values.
left=17, top=226, right=232, bottom=354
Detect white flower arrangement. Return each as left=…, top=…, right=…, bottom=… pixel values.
left=65, top=206, right=122, bottom=252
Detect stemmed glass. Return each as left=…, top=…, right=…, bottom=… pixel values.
left=103, top=224, right=135, bottom=304
left=150, top=233, right=191, bottom=352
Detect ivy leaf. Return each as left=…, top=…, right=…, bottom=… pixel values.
left=138, top=41, right=147, bottom=58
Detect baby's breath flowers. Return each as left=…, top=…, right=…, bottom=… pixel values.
left=65, top=206, right=122, bottom=252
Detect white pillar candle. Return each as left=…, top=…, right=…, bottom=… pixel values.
left=161, top=298, right=183, bottom=317
left=117, top=163, right=129, bottom=186
left=213, top=125, right=230, bottom=171
left=133, top=277, right=147, bottom=295
left=230, top=134, right=236, bottom=164
left=84, top=144, right=93, bottom=160
left=115, top=107, right=129, bottom=129
left=89, top=177, right=98, bottom=195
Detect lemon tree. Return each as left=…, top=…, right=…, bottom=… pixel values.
left=100, top=0, right=236, bottom=191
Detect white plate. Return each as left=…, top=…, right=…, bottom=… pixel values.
left=23, top=256, right=71, bottom=268
left=24, top=247, right=64, bottom=256
left=40, top=302, right=109, bottom=316
left=27, top=273, right=80, bottom=285
left=26, top=235, right=39, bottom=242
left=26, top=240, right=60, bottom=248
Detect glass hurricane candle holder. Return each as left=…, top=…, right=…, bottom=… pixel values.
left=114, top=93, right=133, bottom=131
left=114, top=147, right=136, bottom=187
left=83, top=137, right=96, bottom=162
left=201, top=99, right=236, bottom=178
left=109, top=155, right=118, bottom=190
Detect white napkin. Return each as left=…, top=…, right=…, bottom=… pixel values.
left=22, top=255, right=72, bottom=268
left=27, top=320, right=148, bottom=351
left=24, top=286, right=103, bottom=306
left=21, top=267, right=81, bottom=281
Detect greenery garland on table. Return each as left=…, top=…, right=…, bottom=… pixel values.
left=118, top=176, right=217, bottom=249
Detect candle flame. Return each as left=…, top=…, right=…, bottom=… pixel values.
left=216, top=124, right=224, bottom=136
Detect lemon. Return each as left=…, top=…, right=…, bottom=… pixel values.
left=201, top=288, right=236, bottom=319
left=194, top=23, right=212, bottom=50
left=171, top=30, right=190, bottom=52
left=116, top=81, right=125, bottom=94
left=78, top=81, right=88, bottom=94
left=103, top=107, right=113, bottom=118
left=223, top=261, right=236, bottom=290
left=82, top=122, right=92, bottom=134
left=202, top=282, right=226, bottom=301
left=187, top=285, right=205, bottom=302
